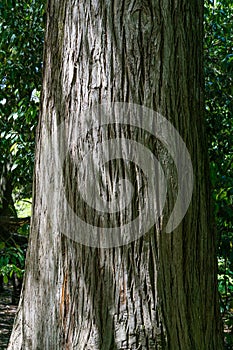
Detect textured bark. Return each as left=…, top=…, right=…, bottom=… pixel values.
left=8, top=1, right=223, bottom=349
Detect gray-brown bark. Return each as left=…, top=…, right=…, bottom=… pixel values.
left=8, top=0, right=223, bottom=349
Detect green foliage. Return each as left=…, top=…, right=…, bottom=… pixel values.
left=0, top=243, right=25, bottom=284
left=0, top=0, right=43, bottom=306
left=218, top=259, right=233, bottom=305
left=15, top=198, right=32, bottom=218
left=17, top=223, right=30, bottom=236
left=205, top=0, right=233, bottom=346
left=0, top=0, right=45, bottom=201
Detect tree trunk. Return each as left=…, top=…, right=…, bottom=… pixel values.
left=8, top=0, right=223, bottom=349
left=0, top=168, right=17, bottom=217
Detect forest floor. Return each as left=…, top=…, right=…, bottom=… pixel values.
left=0, top=285, right=17, bottom=350
left=0, top=285, right=232, bottom=349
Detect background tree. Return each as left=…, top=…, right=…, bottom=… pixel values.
left=8, top=0, right=224, bottom=349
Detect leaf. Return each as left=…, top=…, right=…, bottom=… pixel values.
left=11, top=163, right=18, bottom=171
left=3, top=275, right=8, bottom=284
left=0, top=242, right=5, bottom=250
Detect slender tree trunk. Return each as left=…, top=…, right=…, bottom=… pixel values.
left=8, top=0, right=223, bottom=349
left=0, top=168, right=17, bottom=217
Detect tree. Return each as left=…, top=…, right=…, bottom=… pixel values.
left=8, top=0, right=223, bottom=349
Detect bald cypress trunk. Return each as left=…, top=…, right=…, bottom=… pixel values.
left=8, top=1, right=223, bottom=349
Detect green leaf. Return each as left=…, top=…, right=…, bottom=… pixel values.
left=3, top=275, right=8, bottom=284
left=0, top=242, right=5, bottom=250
